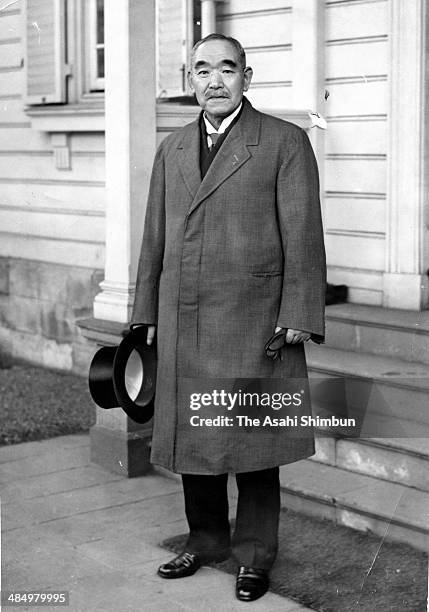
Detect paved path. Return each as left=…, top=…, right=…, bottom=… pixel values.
left=1, top=434, right=311, bottom=611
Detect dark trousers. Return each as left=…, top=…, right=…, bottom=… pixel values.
left=182, top=467, right=280, bottom=570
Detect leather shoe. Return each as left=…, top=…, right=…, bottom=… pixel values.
left=236, top=566, right=269, bottom=602
left=157, top=551, right=201, bottom=579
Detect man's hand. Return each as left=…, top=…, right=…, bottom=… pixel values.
left=147, top=325, right=156, bottom=345
left=275, top=327, right=310, bottom=344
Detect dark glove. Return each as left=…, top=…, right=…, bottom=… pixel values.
left=264, top=328, right=288, bottom=361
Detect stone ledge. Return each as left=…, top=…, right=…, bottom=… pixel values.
left=325, top=303, right=429, bottom=335
left=280, top=459, right=429, bottom=552
left=77, top=317, right=128, bottom=346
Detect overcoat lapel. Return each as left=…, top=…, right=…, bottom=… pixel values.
left=188, top=132, right=251, bottom=216
left=176, top=120, right=201, bottom=200
left=176, top=97, right=261, bottom=216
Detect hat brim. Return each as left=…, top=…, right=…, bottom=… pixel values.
left=113, top=326, right=157, bottom=424
left=88, top=346, right=119, bottom=409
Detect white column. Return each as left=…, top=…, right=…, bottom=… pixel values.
left=201, top=0, right=217, bottom=37
left=291, top=0, right=326, bottom=199
left=291, top=0, right=325, bottom=113
left=383, top=0, right=429, bottom=309
left=93, top=0, right=157, bottom=322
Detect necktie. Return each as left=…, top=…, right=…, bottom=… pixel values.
left=209, top=133, right=220, bottom=149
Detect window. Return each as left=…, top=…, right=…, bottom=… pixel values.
left=24, top=0, right=105, bottom=106
left=156, top=0, right=201, bottom=99
left=88, top=0, right=105, bottom=92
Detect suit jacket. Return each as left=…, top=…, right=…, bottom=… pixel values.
left=132, top=96, right=326, bottom=474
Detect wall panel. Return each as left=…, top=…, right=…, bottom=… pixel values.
left=325, top=80, right=387, bottom=117
left=246, top=47, right=292, bottom=84
left=0, top=234, right=104, bottom=268
left=0, top=181, right=105, bottom=214
left=0, top=39, right=21, bottom=68
left=0, top=153, right=105, bottom=181
left=246, top=85, right=293, bottom=110
left=219, top=10, right=292, bottom=48
left=326, top=120, right=387, bottom=155
left=326, top=40, right=388, bottom=79
left=0, top=12, right=21, bottom=41
left=325, top=233, right=385, bottom=270
left=326, top=0, right=388, bottom=40
left=0, top=208, right=104, bottom=243
left=325, top=158, right=386, bottom=194
left=219, top=1, right=290, bottom=14
left=325, top=197, right=385, bottom=234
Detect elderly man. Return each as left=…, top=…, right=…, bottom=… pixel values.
left=131, top=33, right=326, bottom=602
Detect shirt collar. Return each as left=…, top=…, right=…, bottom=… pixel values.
left=203, top=102, right=243, bottom=135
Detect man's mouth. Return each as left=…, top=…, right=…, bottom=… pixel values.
left=207, top=95, right=229, bottom=99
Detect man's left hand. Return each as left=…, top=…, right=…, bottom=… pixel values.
left=275, top=327, right=311, bottom=344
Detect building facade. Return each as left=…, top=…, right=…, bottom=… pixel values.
left=0, top=0, right=427, bottom=374
left=0, top=2, right=429, bottom=543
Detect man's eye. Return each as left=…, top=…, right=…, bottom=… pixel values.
left=222, top=69, right=233, bottom=74
left=197, top=70, right=209, bottom=76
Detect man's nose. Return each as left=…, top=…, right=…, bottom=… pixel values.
left=208, top=70, right=224, bottom=88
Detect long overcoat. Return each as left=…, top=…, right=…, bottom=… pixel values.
left=131, top=97, right=326, bottom=475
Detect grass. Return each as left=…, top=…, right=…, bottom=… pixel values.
left=163, top=510, right=427, bottom=611
left=0, top=359, right=96, bottom=446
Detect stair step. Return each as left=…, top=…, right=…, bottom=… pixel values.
left=279, top=459, right=429, bottom=552
left=325, top=304, right=429, bottom=364
left=306, top=345, right=429, bottom=438
left=312, top=434, right=429, bottom=492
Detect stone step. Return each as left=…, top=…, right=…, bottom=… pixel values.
left=279, top=459, right=429, bottom=552
left=306, top=344, right=429, bottom=491
left=324, top=303, right=429, bottom=364
left=306, top=344, right=429, bottom=438
left=312, top=434, right=429, bottom=492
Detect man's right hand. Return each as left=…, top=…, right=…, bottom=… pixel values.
left=147, top=325, right=156, bottom=345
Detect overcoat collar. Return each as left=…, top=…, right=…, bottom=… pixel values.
left=176, top=96, right=261, bottom=216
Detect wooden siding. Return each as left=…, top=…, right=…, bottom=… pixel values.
left=324, top=0, right=389, bottom=305
left=217, top=3, right=293, bottom=109
left=0, top=7, right=105, bottom=270
left=0, top=0, right=394, bottom=307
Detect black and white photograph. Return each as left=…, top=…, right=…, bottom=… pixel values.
left=0, top=0, right=428, bottom=610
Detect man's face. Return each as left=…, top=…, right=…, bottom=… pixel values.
left=188, top=39, right=253, bottom=125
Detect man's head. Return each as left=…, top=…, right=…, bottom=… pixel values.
left=188, top=34, right=253, bottom=127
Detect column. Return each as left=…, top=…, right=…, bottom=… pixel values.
left=383, top=0, right=429, bottom=309
left=291, top=0, right=326, bottom=200
left=88, top=0, right=157, bottom=477
left=201, top=0, right=219, bottom=37
left=93, top=0, right=156, bottom=322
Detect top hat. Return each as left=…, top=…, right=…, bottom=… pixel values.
left=88, top=324, right=157, bottom=424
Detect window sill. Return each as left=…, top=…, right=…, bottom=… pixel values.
left=25, top=100, right=320, bottom=134
left=26, top=100, right=105, bottom=132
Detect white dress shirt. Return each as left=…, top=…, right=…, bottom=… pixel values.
left=203, top=102, right=243, bottom=148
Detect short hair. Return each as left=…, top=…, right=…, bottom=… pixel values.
left=191, top=33, right=246, bottom=71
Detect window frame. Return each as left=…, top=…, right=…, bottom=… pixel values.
left=87, top=0, right=105, bottom=92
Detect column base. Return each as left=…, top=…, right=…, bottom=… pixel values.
left=90, top=424, right=152, bottom=478
left=77, top=317, right=153, bottom=478
left=383, top=273, right=429, bottom=310
left=93, top=280, right=135, bottom=323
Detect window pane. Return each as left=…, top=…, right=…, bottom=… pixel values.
left=97, top=48, right=105, bottom=78
left=193, top=0, right=201, bottom=44
left=97, top=0, right=104, bottom=44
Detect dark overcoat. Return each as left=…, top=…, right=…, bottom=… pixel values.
left=131, top=97, right=326, bottom=475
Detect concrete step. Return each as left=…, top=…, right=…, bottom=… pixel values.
left=306, top=344, right=429, bottom=438
left=324, top=303, right=429, bottom=364
left=306, top=344, right=429, bottom=491
left=279, top=459, right=429, bottom=552
left=312, top=434, right=429, bottom=492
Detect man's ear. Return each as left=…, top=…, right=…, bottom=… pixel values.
left=243, top=67, right=253, bottom=92
left=187, top=71, right=194, bottom=92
